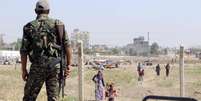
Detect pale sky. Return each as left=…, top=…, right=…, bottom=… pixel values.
left=0, top=0, right=201, bottom=48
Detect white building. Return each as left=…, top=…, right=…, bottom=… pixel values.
left=0, top=50, right=20, bottom=64
left=0, top=50, right=20, bottom=58
left=71, top=29, right=90, bottom=49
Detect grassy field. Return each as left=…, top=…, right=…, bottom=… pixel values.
left=0, top=63, right=201, bottom=101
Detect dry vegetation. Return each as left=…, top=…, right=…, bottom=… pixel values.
left=0, top=63, right=201, bottom=101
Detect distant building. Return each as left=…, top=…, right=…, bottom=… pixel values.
left=125, top=36, right=150, bottom=56
left=71, top=29, right=90, bottom=50
left=0, top=50, right=20, bottom=58
left=70, top=29, right=90, bottom=65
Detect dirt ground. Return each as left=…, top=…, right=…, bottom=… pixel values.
left=0, top=63, right=201, bottom=101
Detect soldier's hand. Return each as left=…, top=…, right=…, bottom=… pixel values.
left=22, top=70, right=28, bottom=81
left=64, top=65, right=71, bottom=78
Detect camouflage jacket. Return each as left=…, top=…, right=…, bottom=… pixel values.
left=20, top=14, right=70, bottom=63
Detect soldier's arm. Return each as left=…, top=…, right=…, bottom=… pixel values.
left=56, top=19, right=72, bottom=75
left=65, top=45, right=72, bottom=67
left=20, top=24, right=31, bottom=81
left=63, top=29, right=72, bottom=76
left=21, top=55, right=28, bottom=72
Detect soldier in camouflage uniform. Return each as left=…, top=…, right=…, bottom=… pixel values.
left=20, top=0, right=72, bottom=101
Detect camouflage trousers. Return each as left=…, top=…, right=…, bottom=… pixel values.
left=23, top=63, right=60, bottom=101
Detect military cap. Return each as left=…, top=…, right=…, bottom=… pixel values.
left=36, top=0, right=50, bottom=11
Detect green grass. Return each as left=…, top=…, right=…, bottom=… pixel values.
left=193, top=81, right=201, bottom=87
left=1, top=64, right=201, bottom=101
left=61, top=96, right=77, bottom=101
left=84, top=68, right=136, bottom=87
left=185, top=66, right=201, bottom=75
left=104, top=69, right=136, bottom=86
left=70, top=67, right=78, bottom=78
left=156, top=79, right=173, bottom=87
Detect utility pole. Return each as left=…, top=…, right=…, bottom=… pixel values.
left=78, top=41, right=84, bottom=101
left=0, top=34, right=5, bottom=49
left=179, top=46, right=185, bottom=97
left=147, top=32, right=150, bottom=58
left=147, top=32, right=150, bottom=44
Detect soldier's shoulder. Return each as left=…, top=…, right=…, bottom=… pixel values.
left=54, top=19, right=65, bottom=25
left=46, top=18, right=65, bottom=26
left=23, top=20, right=38, bottom=28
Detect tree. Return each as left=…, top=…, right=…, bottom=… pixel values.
left=164, top=48, right=168, bottom=55
left=15, top=38, right=22, bottom=50
left=111, top=48, right=120, bottom=55
left=150, top=42, right=159, bottom=55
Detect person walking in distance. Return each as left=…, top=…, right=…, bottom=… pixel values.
left=165, top=63, right=170, bottom=77
left=137, top=63, right=144, bottom=81
left=155, top=64, right=161, bottom=76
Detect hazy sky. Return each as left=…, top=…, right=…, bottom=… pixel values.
left=0, top=0, right=201, bottom=48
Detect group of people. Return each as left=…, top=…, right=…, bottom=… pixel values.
left=92, top=71, right=117, bottom=101
left=137, top=62, right=171, bottom=82
left=155, top=63, right=171, bottom=77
